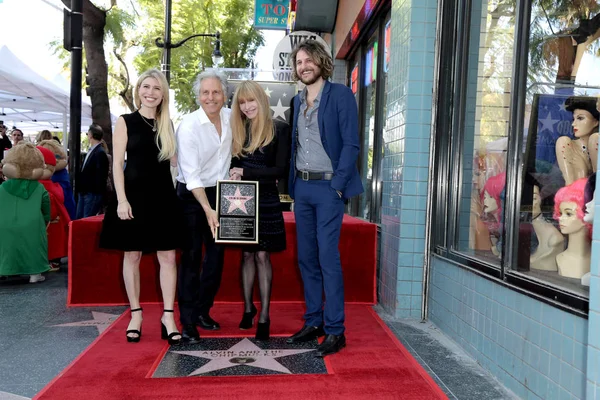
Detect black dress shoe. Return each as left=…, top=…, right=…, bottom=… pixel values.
left=197, top=315, right=220, bottom=330
left=239, top=304, right=257, bottom=330
left=286, top=325, right=325, bottom=344
left=255, top=320, right=270, bottom=341
left=315, top=334, right=346, bottom=357
left=181, top=325, right=200, bottom=344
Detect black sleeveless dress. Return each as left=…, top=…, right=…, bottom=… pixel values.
left=231, top=119, right=290, bottom=252
left=100, top=111, right=180, bottom=252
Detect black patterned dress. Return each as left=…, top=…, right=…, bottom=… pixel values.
left=231, top=119, right=290, bottom=252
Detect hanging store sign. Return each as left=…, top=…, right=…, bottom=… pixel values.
left=272, top=30, right=331, bottom=81
left=255, top=0, right=290, bottom=30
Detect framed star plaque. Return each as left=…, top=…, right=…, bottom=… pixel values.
left=215, top=180, right=259, bottom=244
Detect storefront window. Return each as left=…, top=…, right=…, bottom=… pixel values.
left=516, top=1, right=600, bottom=296
left=358, top=34, right=378, bottom=220
left=454, top=0, right=516, bottom=264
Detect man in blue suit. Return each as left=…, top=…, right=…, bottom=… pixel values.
left=286, top=40, right=363, bottom=357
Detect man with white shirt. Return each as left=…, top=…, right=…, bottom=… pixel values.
left=176, top=70, right=232, bottom=344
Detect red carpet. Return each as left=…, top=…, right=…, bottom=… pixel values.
left=67, top=212, right=377, bottom=306
left=35, top=304, right=447, bottom=400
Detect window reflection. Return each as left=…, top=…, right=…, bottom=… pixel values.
left=455, top=0, right=515, bottom=264
left=358, top=37, right=378, bottom=220
left=518, top=0, right=600, bottom=296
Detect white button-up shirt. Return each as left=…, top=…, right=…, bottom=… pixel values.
left=176, top=106, right=232, bottom=190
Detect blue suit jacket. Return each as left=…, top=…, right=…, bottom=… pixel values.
left=288, top=80, right=363, bottom=200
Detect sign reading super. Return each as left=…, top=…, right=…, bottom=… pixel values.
left=254, top=0, right=289, bottom=30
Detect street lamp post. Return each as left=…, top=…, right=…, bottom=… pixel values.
left=156, top=0, right=224, bottom=84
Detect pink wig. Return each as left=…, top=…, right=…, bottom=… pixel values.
left=481, top=173, right=506, bottom=221
left=553, top=177, right=592, bottom=237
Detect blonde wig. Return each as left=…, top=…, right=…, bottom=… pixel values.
left=134, top=69, right=176, bottom=161
left=231, top=81, right=275, bottom=157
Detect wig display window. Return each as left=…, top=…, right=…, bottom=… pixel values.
left=454, top=0, right=515, bottom=264
left=516, top=0, right=600, bottom=297
left=358, top=34, right=378, bottom=221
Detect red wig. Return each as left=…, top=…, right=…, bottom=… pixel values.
left=553, top=177, right=592, bottom=237
left=481, top=172, right=506, bottom=222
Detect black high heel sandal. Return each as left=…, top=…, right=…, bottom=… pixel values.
left=239, top=304, right=257, bottom=330
left=255, top=320, right=270, bottom=341
left=126, top=307, right=143, bottom=343
left=161, top=309, right=182, bottom=345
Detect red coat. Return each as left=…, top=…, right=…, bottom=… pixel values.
left=40, top=180, right=71, bottom=260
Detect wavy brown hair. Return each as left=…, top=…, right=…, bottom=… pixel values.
left=289, top=40, right=333, bottom=82
left=230, top=81, right=274, bottom=158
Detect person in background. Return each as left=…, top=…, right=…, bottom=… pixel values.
left=0, top=123, right=11, bottom=183
left=229, top=80, right=290, bottom=341
left=0, top=144, right=50, bottom=283
left=100, top=139, right=115, bottom=212
left=76, top=124, right=109, bottom=219
left=11, top=129, right=24, bottom=146
left=36, top=130, right=53, bottom=144
left=40, top=139, right=76, bottom=221
left=0, top=122, right=11, bottom=162
left=37, top=145, right=70, bottom=271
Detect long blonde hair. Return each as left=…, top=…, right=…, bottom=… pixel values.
left=231, top=81, right=274, bottom=157
left=134, top=69, right=176, bottom=161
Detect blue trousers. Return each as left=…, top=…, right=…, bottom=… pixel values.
left=76, top=193, right=104, bottom=219
left=294, top=179, right=345, bottom=335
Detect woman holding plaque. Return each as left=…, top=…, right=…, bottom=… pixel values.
left=100, top=69, right=181, bottom=345
left=229, top=80, right=290, bottom=340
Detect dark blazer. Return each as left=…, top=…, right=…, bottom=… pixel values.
left=288, top=80, right=363, bottom=200
left=231, top=119, right=291, bottom=182
left=0, top=135, right=11, bottom=162
left=78, top=144, right=109, bottom=194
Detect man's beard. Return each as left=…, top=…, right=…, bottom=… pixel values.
left=299, top=70, right=321, bottom=85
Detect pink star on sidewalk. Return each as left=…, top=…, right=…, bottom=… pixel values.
left=224, top=187, right=253, bottom=214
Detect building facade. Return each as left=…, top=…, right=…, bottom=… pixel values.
left=301, top=0, right=600, bottom=398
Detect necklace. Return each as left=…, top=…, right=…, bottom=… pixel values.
left=140, top=113, right=157, bottom=132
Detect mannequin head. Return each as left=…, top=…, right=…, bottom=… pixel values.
left=481, top=173, right=506, bottom=221
left=584, top=172, right=596, bottom=224
left=565, top=96, right=599, bottom=138
left=553, top=177, right=592, bottom=237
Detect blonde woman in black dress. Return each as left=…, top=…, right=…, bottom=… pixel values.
left=100, top=69, right=181, bottom=345
left=230, top=80, right=290, bottom=340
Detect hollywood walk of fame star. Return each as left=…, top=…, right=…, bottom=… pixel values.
left=224, top=187, right=253, bottom=214
left=271, top=98, right=289, bottom=121
left=264, top=87, right=272, bottom=98
left=52, top=311, right=119, bottom=334
left=538, top=112, right=559, bottom=133
left=172, top=338, right=315, bottom=375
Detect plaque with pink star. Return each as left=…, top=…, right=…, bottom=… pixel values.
left=216, top=180, right=259, bottom=244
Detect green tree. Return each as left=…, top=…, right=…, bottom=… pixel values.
left=59, top=0, right=137, bottom=152
left=135, top=0, right=264, bottom=114
left=528, top=0, right=600, bottom=88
